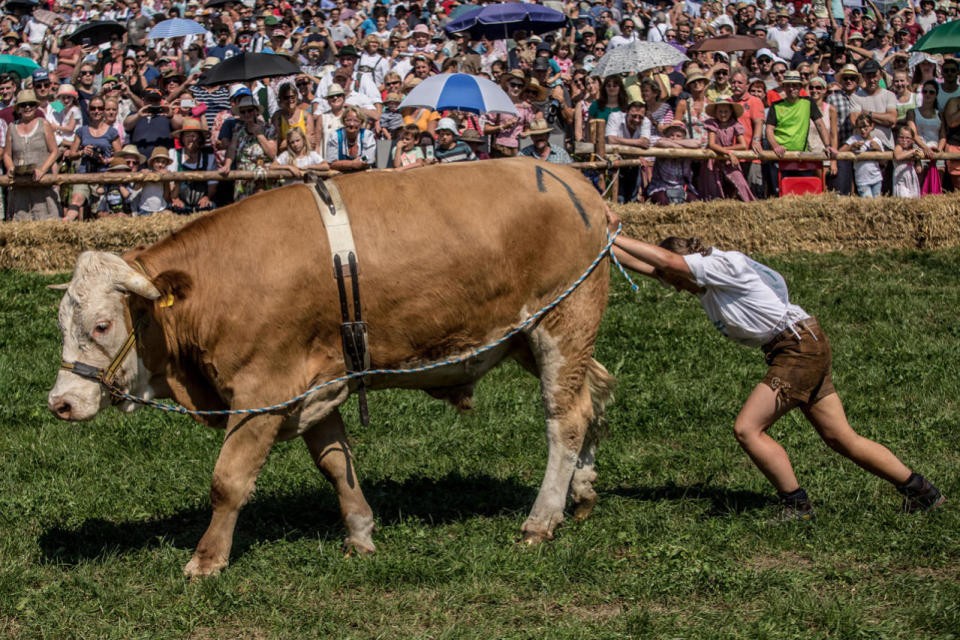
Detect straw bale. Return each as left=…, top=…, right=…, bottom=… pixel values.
left=612, top=193, right=960, bottom=253
left=3, top=194, right=960, bottom=273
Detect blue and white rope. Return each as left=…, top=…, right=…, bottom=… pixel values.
left=105, top=225, right=625, bottom=417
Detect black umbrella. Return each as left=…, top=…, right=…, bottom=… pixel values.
left=198, top=52, right=301, bottom=86
left=69, top=21, right=126, bottom=46
left=205, top=0, right=235, bottom=7
left=4, top=0, right=38, bottom=12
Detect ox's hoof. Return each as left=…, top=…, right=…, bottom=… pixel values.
left=572, top=495, right=599, bottom=522
left=183, top=555, right=227, bottom=579
left=520, top=527, right=553, bottom=546
left=343, top=536, right=376, bottom=557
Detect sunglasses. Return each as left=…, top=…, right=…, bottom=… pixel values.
left=240, top=107, right=258, bottom=114
left=88, top=105, right=104, bottom=111
left=125, top=159, right=139, bottom=166
left=922, top=89, right=938, bottom=94
left=80, top=70, right=94, bottom=75
left=508, top=82, right=524, bottom=89
left=715, top=70, right=728, bottom=75
left=772, top=70, right=785, bottom=76
left=35, top=81, right=51, bottom=88
left=827, top=89, right=841, bottom=94
left=594, top=46, right=606, bottom=52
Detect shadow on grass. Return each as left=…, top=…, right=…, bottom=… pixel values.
left=610, top=481, right=771, bottom=516
left=36, top=473, right=537, bottom=566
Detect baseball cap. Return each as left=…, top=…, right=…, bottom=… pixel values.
left=32, top=69, right=50, bottom=83
left=859, top=58, right=882, bottom=75
left=229, top=83, right=252, bottom=98
left=756, top=47, right=775, bottom=60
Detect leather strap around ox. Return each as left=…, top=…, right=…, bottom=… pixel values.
left=311, top=179, right=358, bottom=278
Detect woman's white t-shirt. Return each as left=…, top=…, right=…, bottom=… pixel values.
left=683, top=249, right=810, bottom=347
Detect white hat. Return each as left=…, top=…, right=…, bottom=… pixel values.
left=435, top=117, right=458, bottom=134
left=756, top=47, right=775, bottom=60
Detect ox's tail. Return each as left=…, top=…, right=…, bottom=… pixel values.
left=585, top=357, right=616, bottom=438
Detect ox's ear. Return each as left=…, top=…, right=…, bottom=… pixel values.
left=120, top=271, right=162, bottom=301
left=47, top=283, right=70, bottom=291
left=152, top=270, right=193, bottom=306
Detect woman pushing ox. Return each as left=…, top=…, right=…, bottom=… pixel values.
left=609, top=226, right=945, bottom=520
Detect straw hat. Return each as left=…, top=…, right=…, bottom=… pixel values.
left=326, top=83, right=345, bottom=98
left=105, top=157, right=130, bottom=172
left=148, top=146, right=173, bottom=166
left=839, top=63, right=861, bottom=78
left=172, top=117, right=209, bottom=138
left=57, top=83, right=78, bottom=97
left=684, top=69, right=709, bottom=87
left=705, top=97, right=744, bottom=119
left=383, top=92, right=403, bottom=104
left=403, top=76, right=422, bottom=91
left=524, top=77, right=548, bottom=102
left=459, top=129, right=483, bottom=143
left=117, top=144, right=146, bottom=164
left=523, top=118, right=552, bottom=136
left=15, top=89, right=38, bottom=106
left=781, top=70, right=803, bottom=85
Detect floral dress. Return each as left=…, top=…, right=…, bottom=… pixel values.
left=233, top=122, right=277, bottom=200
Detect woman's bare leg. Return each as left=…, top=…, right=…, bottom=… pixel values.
left=733, top=383, right=801, bottom=493
left=802, top=392, right=912, bottom=485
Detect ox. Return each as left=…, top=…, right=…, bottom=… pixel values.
left=48, top=158, right=615, bottom=577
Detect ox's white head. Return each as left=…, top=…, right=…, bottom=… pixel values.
left=48, top=251, right=161, bottom=421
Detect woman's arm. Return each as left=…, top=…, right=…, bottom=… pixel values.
left=2, top=126, right=13, bottom=173
left=37, top=121, right=59, bottom=180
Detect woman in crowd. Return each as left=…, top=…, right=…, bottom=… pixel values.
left=64, top=95, right=121, bottom=220
left=806, top=77, right=838, bottom=179
left=640, top=78, right=674, bottom=133
left=220, top=95, right=278, bottom=200
left=588, top=75, right=628, bottom=123
left=271, top=82, right=314, bottom=155
left=102, top=98, right=126, bottom=148
left=908, top=80, right=945, bottom=192
left=484, top=70, right=538, bottom=158
left=169, top=118, right=217, bottom=214
left=121, top=56, right=148, bottom=98
left=674, top=68, right=712, bottom=145
left=891, top=70, right=916, bottom=121
left=3, top=90, right=60, bottom=221
left=324, top=105, right=375, bottom=172
left=573, top=74, right=599, bottom=143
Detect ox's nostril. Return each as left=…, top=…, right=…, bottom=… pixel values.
left=54, top=401, right=72, bottom=419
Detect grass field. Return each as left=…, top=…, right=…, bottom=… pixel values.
left=1, top=250, right=958, bottom=639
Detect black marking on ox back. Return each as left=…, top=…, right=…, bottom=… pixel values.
left=535, top=166, right=591, bottom=228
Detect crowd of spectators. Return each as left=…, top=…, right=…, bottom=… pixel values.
left=1, top=0, right=958, bottom=220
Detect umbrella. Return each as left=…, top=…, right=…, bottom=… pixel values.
left=910, top=19, right=960, bottom=54
left=448, top=2, right=478, bottom=21
left=443, top=2, right=566, bottom=40
left=0, top=53, right=40, bottom=79
left=205, top=0, right=235, bottom=7
left=590, top=41, right=688, bottom=77
left=69, top=21, right=126, bottom=46
left=148, top=18, right=208, bottom=40
left=198, top=52, right=300, bottom=86
left=686, top=34, right=767, bottom=53
left=398, top=73, right=517, bottom=115
left=4, top=0, right=37, bottom=12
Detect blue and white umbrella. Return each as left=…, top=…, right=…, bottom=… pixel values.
left=398, top=73, right=517, bottom=116
left=148, top=18, right=208, bottom=40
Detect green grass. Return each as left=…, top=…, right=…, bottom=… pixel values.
left=1, top=250, right=958, bottom=639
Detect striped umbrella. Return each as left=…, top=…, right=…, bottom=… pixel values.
left=148, top=18, right=208, bottom=40
left=398, top=73, right=517, bottom=116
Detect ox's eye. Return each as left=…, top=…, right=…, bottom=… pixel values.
left=93, top=321, right=112, bottom=337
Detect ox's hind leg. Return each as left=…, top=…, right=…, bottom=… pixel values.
left=521, top=326, right=602, bottom=544
left=569, top=359, right=615, bottom=521
left=184, top=413, right=283, bottom=578
left=302, top=408, right=376, bottom=555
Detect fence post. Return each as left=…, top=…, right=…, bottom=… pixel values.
left=590, top=119, right=606, bottom=197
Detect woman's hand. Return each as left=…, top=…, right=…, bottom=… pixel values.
left=828, top=160, right=838, bottom=176
left=172, top=198, right=185, bottom=209
left=726, top=151, right=740, bottom=169
left=286, top=166, right=303, bottom=178
left=218, top=164, right=231, bottom=176
left=33, top=167, right=45, bottom=182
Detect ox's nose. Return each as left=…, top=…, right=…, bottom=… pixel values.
left=48, top=396, right=74, bottom=420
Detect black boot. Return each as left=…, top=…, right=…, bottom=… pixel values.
left=896, top=474, right=946, bottom=513
left=771, top=487, right=815, bottom=523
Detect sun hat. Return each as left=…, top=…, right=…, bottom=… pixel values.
left=839, top=63, right=861, bottom=77
left=57, top=83, right=79, bottom=97
left=230, top=83, right=252, bottom=98
left=338, top=44, right=359, bottom=57
left=847, top=31, right=864, bottom=41
left=705, top=97, right=744, bottom=119
left=412, top=24, right=430, bottom=34
left=663, top=121, right=686, bottom=135
left=117, top=144, right=146, bottom=164
left=403, top=76, right=422, bottom=91
left=781, top=70, right=803, bottom=85
left=525, top=77, right=548, bottom=101
left=807, top=75, right=827, bottom=88
left=15, top=89, right=38, bottom=106
left=148, top=146, right=173, bottom=166
left=684, top=69, right=709, bottom=86
left=201, top=56, right=220, bottom=70
left=459, top=128, right=483, bottom=143
left=172, top=117, right=210, bottom=138
left=756, top=47, right=775, bottom=60
left=503, top=68, right=526, bottom=86
left=326, top=83, right=345, bottom=97
left=105, top=157, right=131, bottom=172
left=436, top=117, right=459, bottom=134
left=523, top=117, right=552, bottom=136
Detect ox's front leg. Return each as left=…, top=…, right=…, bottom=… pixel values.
left=302, top=408, right=376, bottom=555
left=184, top=413, right=282, bottom=578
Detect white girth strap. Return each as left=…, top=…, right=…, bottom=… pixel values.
left=310, top=179, right=359, bottom=277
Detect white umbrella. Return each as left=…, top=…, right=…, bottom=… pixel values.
left=399, top=73, right=517, bottom=116
left=148, top=18, right=208, bottom=40
left=590, top=41, right=689, bottom=77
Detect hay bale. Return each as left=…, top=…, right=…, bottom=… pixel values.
left=613, top=193, right=960, bottom=253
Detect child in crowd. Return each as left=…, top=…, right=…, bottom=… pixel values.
left=840, top=113, right=884, bottom=198
left=892, top=122, right=922, bottom=198
left=271, top=128, right=328, bottom=182
left=95, top=158, right=137, bottom=216
left=702, top=98, right=755, bottom=202
left=459, top=129, right=490, bottom=160
left=647, top=122, right=700, bottom=205
left=393, top=123, right=428, bottom=170
left=380, top=92, right=404, bottom=139
left=52, top=84, right=82, bottom=149
left=137, top=147, right=174, bottom=216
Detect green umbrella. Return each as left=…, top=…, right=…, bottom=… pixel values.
left=910, top=19, right=960, bottom=54
left=0, top=54, right=41, bottom=79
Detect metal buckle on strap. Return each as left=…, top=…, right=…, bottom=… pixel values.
left=334, top=252, right=370, bottom=426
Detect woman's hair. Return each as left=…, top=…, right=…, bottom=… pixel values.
left=277, top=81, right=297, bottom=100
left=658, top=237, right=712, bottom=256
left=639, top=77, right=660, bottom=98
left=401, top=123, right=420, bottom=138
left=341, top=104, right=366, bottom=126
left=285, top=128, right=308, bottom=156
left=602, top=75, right=628, bottom=111
left=921, top=79, right=939, bottom=100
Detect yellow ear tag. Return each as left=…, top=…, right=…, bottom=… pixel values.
left=159, top=293, right=175, bottom=308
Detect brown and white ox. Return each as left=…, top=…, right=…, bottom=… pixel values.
left=48, top=158, right=615, bottom=577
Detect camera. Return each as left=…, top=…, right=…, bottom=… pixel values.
left=545, top=99, right=561, bottom=125
left=147, top=105, right=164, bottom=115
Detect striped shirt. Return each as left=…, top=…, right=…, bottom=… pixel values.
left=189, top=84, right=232, bottom=130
